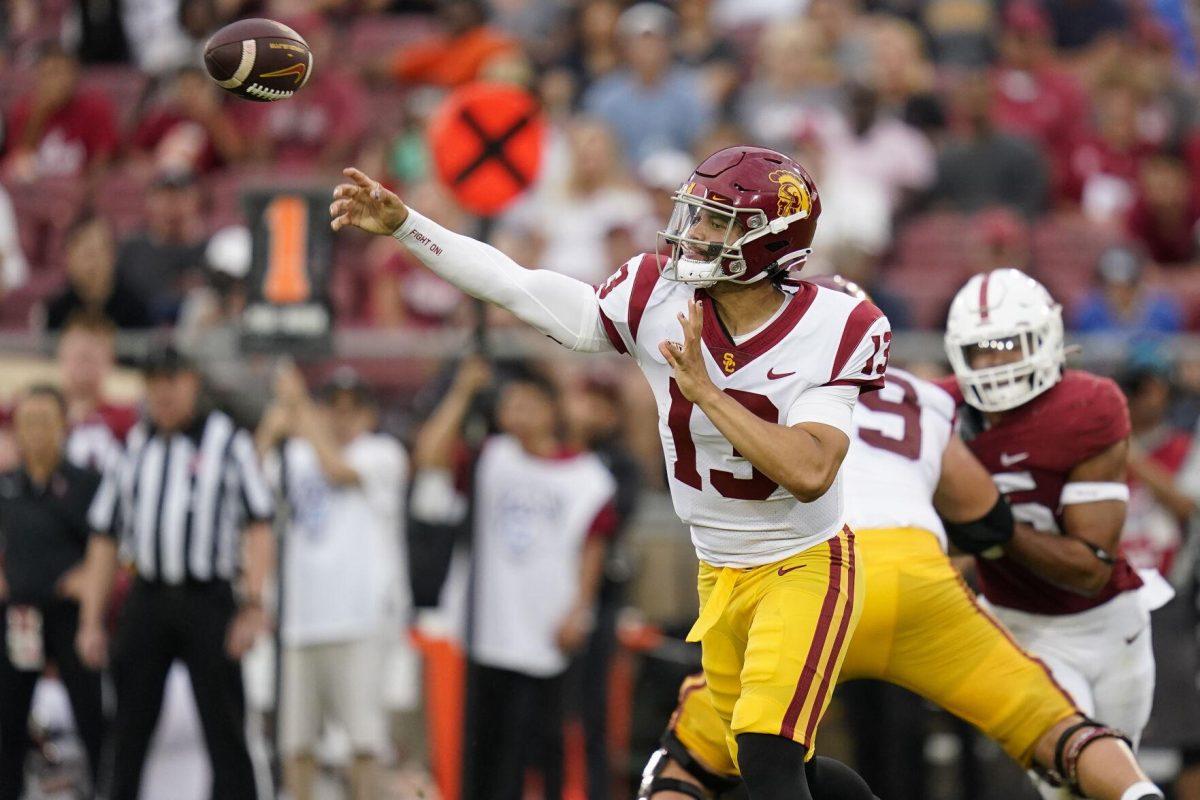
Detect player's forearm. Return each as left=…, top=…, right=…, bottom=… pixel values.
left=391, top=209, right=612, bottom=352
left=79, top=536, right=118, bottom=628
left=1003, top=524, right=1112, bottom=597
left=696, top=389, right=847, bottom=502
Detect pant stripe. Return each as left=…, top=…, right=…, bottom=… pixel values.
left=668, top=675, right=708, bottom=731
left=952, top=573, right=1079, bottom=714
left=801, top=527, right=858, bottom=747
left=779, top=530, right=845, bottom=741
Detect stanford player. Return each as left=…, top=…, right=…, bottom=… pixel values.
left=943, top=268, right=1172, bottom=800
left=332, top=148, right=886, bottom=799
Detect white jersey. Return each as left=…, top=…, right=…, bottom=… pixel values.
left=841, top=367, right=957, bottom=547
left=270, top=432, right=409, bottom=646
left=596, top=254, right=892, bottom=567
left=471, top=435, right=616, bottom=677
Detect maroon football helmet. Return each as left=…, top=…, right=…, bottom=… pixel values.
left=658, top=146, right=822, bottom=287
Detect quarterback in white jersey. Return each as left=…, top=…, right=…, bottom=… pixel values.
left=331, top=147, right=887, bottom=797
left=641, top=278, right=1163, bottom=800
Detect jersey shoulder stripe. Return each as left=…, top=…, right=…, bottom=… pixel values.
left=628, top=253, right=664, bottom=343
left=829, top=300, right=885, bottom=381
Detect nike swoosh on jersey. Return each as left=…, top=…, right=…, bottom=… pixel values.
left=999, top=452, right=1030, bottom=467
left=777, top=564, right=806, bottom=576
left=1124, top=626, right=1146, bottom=645
left=767, top=368, right=797, bottom=380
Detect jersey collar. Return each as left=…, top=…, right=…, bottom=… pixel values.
left=697, top=281, right=817, bottom=375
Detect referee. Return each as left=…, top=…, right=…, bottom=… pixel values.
left=75, top=347, right=275, bottom=800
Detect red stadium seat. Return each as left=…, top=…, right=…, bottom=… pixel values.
left=1029, top=213, right=1117, bottom=312
left=882, top=212, right=976, bottom=329
left=4, top=176, right=86, bottom=274
left=96, top=167, right=151, bottom=237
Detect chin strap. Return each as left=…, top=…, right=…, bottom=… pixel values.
left=1034, top=717, right=1132, bottom=797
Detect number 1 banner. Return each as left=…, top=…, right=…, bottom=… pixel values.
left=240, top=190, right=333, bottom=355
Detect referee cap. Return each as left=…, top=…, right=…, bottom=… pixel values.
left=141, top=345, right=197, bottom=377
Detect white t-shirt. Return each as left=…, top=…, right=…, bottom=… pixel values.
left=596, top=255, right=892, bottom=567
left=841, top=367, right=956, bottom=547
left=471, top=435, right=615, bottom=677
left=271, top=433, right=408, bottom=646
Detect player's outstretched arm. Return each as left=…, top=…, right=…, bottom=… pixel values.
left=330, top=167, right=614, bottom=352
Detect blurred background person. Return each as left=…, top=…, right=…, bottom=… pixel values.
left=113, top=171, right=210, bottom=326
left=56, top=311, right=139, bottom=471
left=1120, top=363, right=1200, bottom=800
left=43, top=216, right=152, bottom=331
left=257, top=364, right=409, bottom=800
left=0, top=385, right=104, bottom=800
left=564, top=373, right=642, bottom=800
left=583, top=3, right=713, bottom=163
left=129, top=67, right=247, bottom=177
left=76, top=348, right=274, bottom=800
left=1, top=43, right=117, bottom=185
left=1071, top=244, right=1183, bottom=338
left=414, top=358, right=616, bottom=800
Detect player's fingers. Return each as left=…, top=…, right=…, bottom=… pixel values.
left=329, top=199, right=350, bottom=218
left=343, top=167, right=374, bottom=189
left=331, top=214, right=351, bottom=232
left=659, top=340, right=678, bottom=367
left=332, top=184, right=361, bottom=200
left=677, top=312, right=697, bottom=349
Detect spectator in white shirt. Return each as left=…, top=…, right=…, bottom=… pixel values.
left=257, top=365, right=409, bottom=800
left=413, top=358, right=615, bottom=800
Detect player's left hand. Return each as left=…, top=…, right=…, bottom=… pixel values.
left=225, top=604, right=270, bottom=660
left=660, top=298, right=716, bottom=404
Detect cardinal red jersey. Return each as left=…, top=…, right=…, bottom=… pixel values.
left=940, top=370, right=1143, bottom=615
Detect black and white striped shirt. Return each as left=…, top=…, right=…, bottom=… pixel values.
left=88, top=410, right=274, bottom=584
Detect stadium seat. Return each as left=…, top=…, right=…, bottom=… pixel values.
left=97, top=167, right=151, bottom=237
left=342, top=14, right=441, bottom=71
left=4, top=176, right=86, bottom=275
left=882, top=212, right=976, bottom=329
left=1029, top=213, right=1117, bottom=312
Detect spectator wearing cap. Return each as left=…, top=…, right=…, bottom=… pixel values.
left=583, top=3, right=714, bottom=163
left=114, top=171, right=210, bottom=325
left=256, top=364, right=410, bottom=800
left=130, top=67, right=247, bottom=176
left=1072, top=244, right=1182, bottom=336
left=43, top=216, right=153, bottom=331
left=2, top=44, right=118, bottom=184
left=412, top=358, right=616, bottom=800
left=0, top=385, right=105, bottom=800
left=929, top=70, right=1049, bottom=218
left=75, top=348, right=274, bottom=800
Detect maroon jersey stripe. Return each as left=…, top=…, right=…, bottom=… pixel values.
left=779, top=532, right=844, bottom=741
left=829, top=301, right=884, bottom=381
left=628, top=254, right=663, bottom=343
left=597, top=307, right=628, bottom=354
left=801, top=527, right=858, bottom=746
left=951, top=573, right=1080, bottom=715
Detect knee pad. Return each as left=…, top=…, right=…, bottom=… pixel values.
left=1034, top=717, right=1132, bottom=797
left=636, top=731, right=742, bottom=799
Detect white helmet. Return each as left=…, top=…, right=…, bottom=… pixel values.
left=944, top=268, right=1065, bottom=413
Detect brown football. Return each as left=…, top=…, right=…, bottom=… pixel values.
left=203, top=18, right=312, bottom=102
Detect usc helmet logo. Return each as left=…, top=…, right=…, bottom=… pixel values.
left=768, top=169, right=811, bottom=219
left=722, top=352, right=736, bottom=373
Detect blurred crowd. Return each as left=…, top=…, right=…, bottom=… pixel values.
left=0, top=0, right=1197, bottom=340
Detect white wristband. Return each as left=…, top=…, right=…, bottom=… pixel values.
left=1060, top=481, right=1130, bottom=506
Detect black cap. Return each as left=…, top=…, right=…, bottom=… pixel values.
left=319, top=366, right=375, bottom=405
left=141, top=346, right=196, bottom=377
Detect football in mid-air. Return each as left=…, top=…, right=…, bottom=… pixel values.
left=203, top=18, right=312, bottom=102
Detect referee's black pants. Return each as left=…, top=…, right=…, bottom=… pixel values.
left=110, top=580, right=256, bottom=800
left=0, top=600, right=104, bottom=800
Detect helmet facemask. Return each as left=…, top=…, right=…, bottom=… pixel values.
left=945, top=313, right=1065, bottom=413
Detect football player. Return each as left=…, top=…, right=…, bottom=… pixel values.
left=331, top=148, right=889, bottom=799
left=942, top=268, right=1173, bottom=800
left=640, top=276, right=1163, bottom=800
